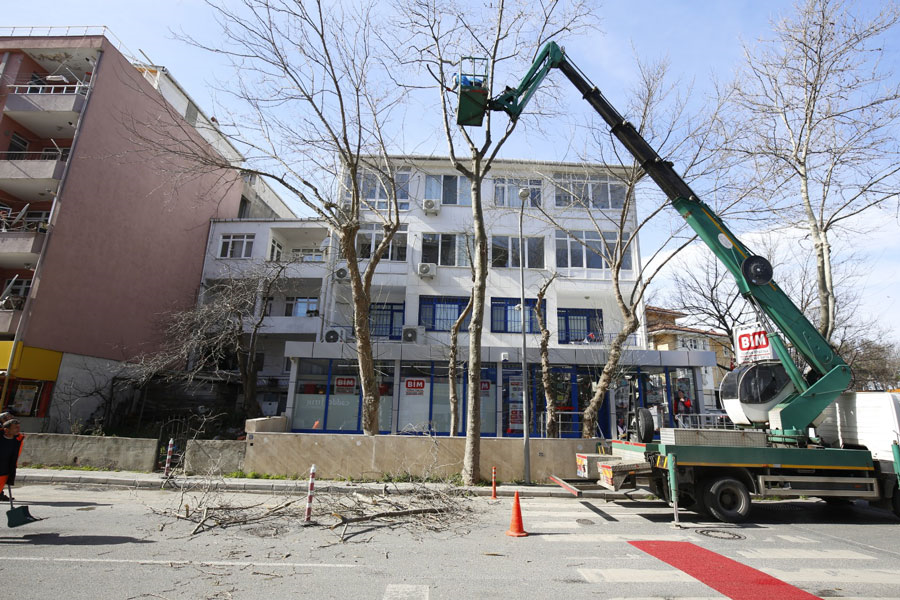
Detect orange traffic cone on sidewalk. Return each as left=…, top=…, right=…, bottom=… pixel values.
left=506, top=491, right=528, bottom=537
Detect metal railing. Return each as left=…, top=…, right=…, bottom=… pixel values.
left=0, top=219, right=48, bottom=233
left=0, top=150, right=68, bottom=161
left=564, top=332, right=640, bottom=346
left=540, top=410, right=603, bottom=438
left=0, top=26, right=135, bottom=61
left=7, top=83, right=89, bottom=95
left=676, top=413, right=735, bottom=429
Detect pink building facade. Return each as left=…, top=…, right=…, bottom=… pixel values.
left=0, top=29, right=291, bottom=430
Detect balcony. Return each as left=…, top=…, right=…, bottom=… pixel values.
left=261, top=315, right=321, bottom=335
left=0, top=222, right=45, bottom=268
left=0, top=297, right=25, bottom=335
left=0, top=151, right=66, bottom=201
left=3, top=84, right=87, bottom=139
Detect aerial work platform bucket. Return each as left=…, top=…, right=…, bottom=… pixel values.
left=456, top=56, right=489, bottom=126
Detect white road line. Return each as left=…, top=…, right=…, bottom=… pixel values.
left=776, top=535, right=816, bottom=543
left=738, top=549, right=875, bottom=560
left=762, top=568, right=900, bottom=584
left=383, top=584, right=429, bottom=599
left=3, top=557, right=354, bottom=568
left=543, top=534, right=691, bottom=543
left=579, top=568, right=695, bottom=583
left=526, top=521, right=583, bottom=528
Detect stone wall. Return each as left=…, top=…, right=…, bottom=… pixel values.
left=184, top=440, right=246, bottom=475
left=19, top=433, right=157, bottom=472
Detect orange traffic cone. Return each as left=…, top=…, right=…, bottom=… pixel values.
left=506, top=491, right=528, bottom=537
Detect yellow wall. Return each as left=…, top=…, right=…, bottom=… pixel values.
left=0, top=342, right=63, bottom=381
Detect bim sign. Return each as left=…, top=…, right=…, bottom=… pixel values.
left=405, top=379, right=426, bottom=390
left=738, top=331, right=769, bottom=350
left=734, top=322, right=777, bottom=364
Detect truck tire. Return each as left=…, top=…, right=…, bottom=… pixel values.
left=704, top=476, right=751, bottom=523
left=634, top=408, right=654, bottom=443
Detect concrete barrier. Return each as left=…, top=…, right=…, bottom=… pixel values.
left=244, top=433, right=599, bottom=483
left=18, top=433, right=157, bottom=472
left=184, top=440, right=246, bottom=475
left=245, top=416, right=288, bottom=433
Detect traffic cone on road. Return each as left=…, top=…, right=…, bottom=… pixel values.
left=506, top=491, right=528, bottom=537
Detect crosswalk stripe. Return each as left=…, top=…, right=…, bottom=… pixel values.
left=543, top=534, right=691, bottom=543
left=383, top=584, right=429, bottom=599
left=776, top=535, right=816, bottom=544
left=762, top=568, right=900, bottom=584
left=579, top=567, right=695, bottom=583
left=738, top=549, right=875, bottom=560
left=527, top=521, right=583, bottom=528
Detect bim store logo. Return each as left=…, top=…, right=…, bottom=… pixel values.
left=738, top=331, right=769, bottom=350
left=405, top=379, right=426, bottom=390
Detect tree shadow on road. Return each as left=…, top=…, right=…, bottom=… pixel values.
left=0, top=533, right=154, bottom=545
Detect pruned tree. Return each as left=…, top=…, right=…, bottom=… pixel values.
left=532, top=273, right=558, bottom=437
left=534, top=55, right=732, bottom=437
left=729, top=0, right=900, bottom=341
left=397, top=0, right=596, bottom=483
left=130, top=0, right=411, bottom=432
left=843, top=338, right=900, bottom=390
left=132, top=259, right=295, bottom=419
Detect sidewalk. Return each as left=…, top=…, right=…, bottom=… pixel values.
left=14, top=467, right=648, bottom=500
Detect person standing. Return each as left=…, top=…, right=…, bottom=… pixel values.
left=0, top=417, right=24, bottom=501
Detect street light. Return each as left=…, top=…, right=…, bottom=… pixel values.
left=518, top=187, right=531, bottom=485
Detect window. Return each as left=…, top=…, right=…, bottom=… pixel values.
left=555, top=230, right=632, bottom=270
left=490, top=236, right=544, bottom=269
left=345, top=169, right=410, bottom=211
left=424, top=174, right=471, bottom=206
left=419, top=296, right=471, bottom=331
left=285, top=296, right=319, bottom=317
left=356, top=223, right=408, bottom=261
left=553, top=173, right=626, bottom=209
left=5, top=278, right=32, bottom=298
left=291, top=247, right=326, bottom=262
left=558, top=308, right=604, bottom=344
left=370, top=303, right=404, bottom=339
left=269, top=238, right=284, bottom=262
left=422, top=233, right=470, bottom=266
left=490, top=297, right=544, bottom=333
left=219, top=234, right=254, bottom=258
left=493, top=178, right=541, bottom=207
left=8, top=133, right=28, bottom=160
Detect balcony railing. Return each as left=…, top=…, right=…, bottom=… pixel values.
left=0, top=26, right=135, bottom=61
left=0, top=220, right=48, bottom=233
left=0, top=150, right=69, bottom=162
left=563, top=332, right=640, bottom=347
left=7, top=83, right=89, bottom=95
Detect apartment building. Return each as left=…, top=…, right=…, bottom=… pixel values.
left=0, top=28, right=293, bottom=431
left=204, top=157, right=715, bottom=438
left=646, top=305, right=732, bottom=409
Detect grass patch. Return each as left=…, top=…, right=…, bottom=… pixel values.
left=223, top=470, right=301, bottom=480
left=23, top=464, right=112, bottom=472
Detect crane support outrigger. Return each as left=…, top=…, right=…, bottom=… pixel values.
left=460, top=42, right=900, bottom=522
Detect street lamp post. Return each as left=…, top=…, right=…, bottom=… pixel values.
left=518, top=187, right=531, bottom=485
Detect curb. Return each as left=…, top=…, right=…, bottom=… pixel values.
left=15, top=470, right=651, bottom=501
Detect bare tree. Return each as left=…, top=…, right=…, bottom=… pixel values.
left=398, top=0, right=595, bottom=483
left=534, top=55, right=730, bottom=437
left=729, top=0, right=900, bottom=341
left=130, top=0, right=412, bottom=433
left=532, top=274, right=558, bottom=437
left=132, top=259, right=296, bottom=418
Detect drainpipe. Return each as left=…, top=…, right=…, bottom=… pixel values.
left=0, top=49, right=105, bottom=411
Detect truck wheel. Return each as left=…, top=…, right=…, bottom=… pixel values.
left=634, top=408, right=654, bottom=443
left=704, top=477, right=751, bottom=523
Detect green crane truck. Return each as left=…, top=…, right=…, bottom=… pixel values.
left=459, top=42, right=900, bottom=523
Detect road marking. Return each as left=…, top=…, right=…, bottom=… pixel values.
left=579, top=568, right=695, bottom=583
left=543, top=534, right=690, bottom=543
left=738, top=549, right=875, bottom=560
left=631, top=541, right=820, bottom=600
left=383, top=584, right=429, bottom=599
left=776, top=535, right=815, bottom=544
left=762, top=568, right=900, bottom=584
left=4, top=557, right=354, bottom=568
left=527, top=521, right=583, bottom=528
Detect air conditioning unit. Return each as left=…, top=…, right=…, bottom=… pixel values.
left=324, top=329, right=342, bottom=343
left=334, top=267, right=350, bottom=282
left=402, top=326, right=425, bottom=344
left=423, top=198, right=440, bottom=215
left=417, top=262, right=436, bottom=278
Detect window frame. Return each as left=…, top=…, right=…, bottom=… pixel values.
left=553, top=173, right=626, bottom=209
left=269, top=238, right=284, bottom=262
left=345, top=169, right=410, bottom=211
left=285, top=296, right=319, bottom=317
left=490, top=297, right=545, bottom=334
left=369, top=302, right=405, bottom=340
left=557, top=308, right=604, bottom=344
left=356, top=223, right=408, bottom=262
left=219, top=233, right=255, bottom=259
left=490, top=235, right=544, bottom=269
left=555, top=229, right=632, bottom=271
left=424, top=174, right=472, bottom=206
left=418, top=296, right=472, bottom=331
left=421, top=232, right=470, bottom=267
left=493, top=177, right=542, bottom=208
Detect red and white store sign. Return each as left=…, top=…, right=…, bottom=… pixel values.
left=335, top=376, right=357, bottom=393
left=734, top=322, right=777, bottom=364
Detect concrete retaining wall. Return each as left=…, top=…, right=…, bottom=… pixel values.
left=244, top=433, right=599, bottom=483
left=185, top=440, right=246, bottom=475
left=19, top=433, right=158, bottom=472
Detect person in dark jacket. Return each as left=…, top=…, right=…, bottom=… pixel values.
left=0, top=417, right=24, bottom=501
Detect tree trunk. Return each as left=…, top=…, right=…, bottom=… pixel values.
left=448, top=297, right=473, bottom=437
left=581, top=315, right=639, bottom=438
left=463, top=176, right=487, bottom=485
left=534, top=276, right=557, bottom=437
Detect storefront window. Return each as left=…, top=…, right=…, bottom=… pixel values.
left=291, top=359, right=329, bottom=429
left=328, top=362, right=361, bottom=431
left=375, top=361, right=394, bottom=433
left=431, top=364, right=463, bottom=435
left=479, top=364, right=497, bottom=435
left=398, top=363, right=432, bottom=433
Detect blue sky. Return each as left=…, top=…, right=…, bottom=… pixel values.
left=5, top=1, right=899, bottom=339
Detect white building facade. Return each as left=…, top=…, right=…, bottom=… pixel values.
left=202, top=157, right=715, bottom=438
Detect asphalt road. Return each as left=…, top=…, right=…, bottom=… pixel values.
left=1, top=484, right=899, bottom=599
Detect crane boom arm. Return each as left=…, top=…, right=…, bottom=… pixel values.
left=482, top=42, right=850, bottom=432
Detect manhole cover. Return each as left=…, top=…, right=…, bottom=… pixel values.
left=695, top=529, right=745, bottom=540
